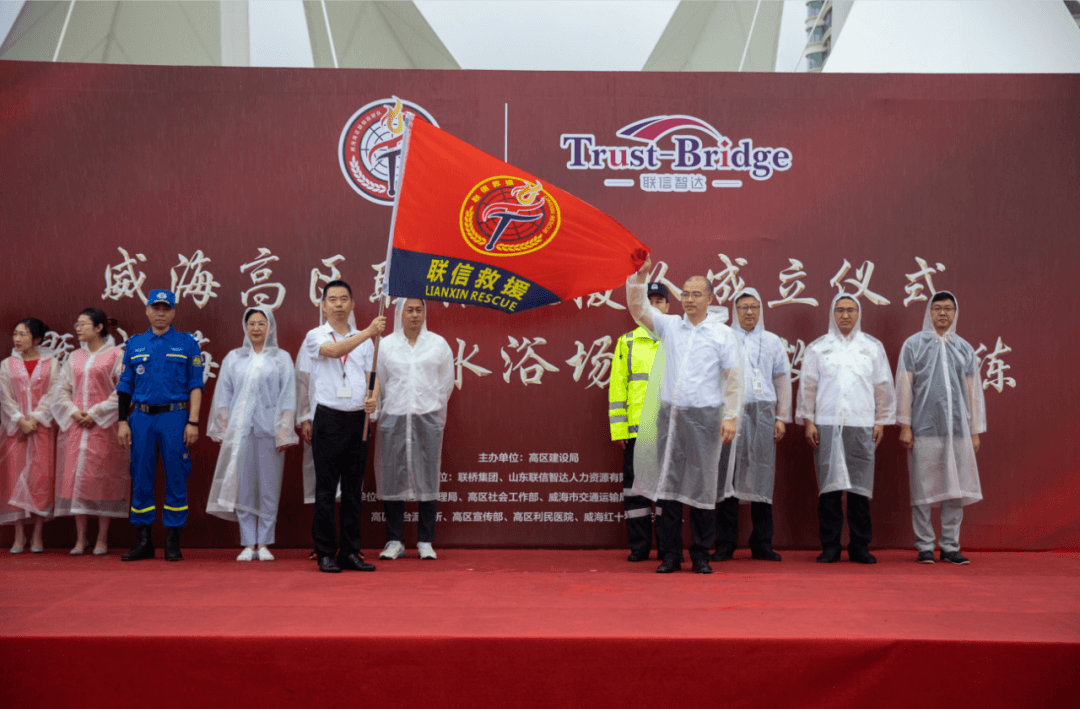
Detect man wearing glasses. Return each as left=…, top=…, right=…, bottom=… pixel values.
left=713, top=288, right=792, bottom=562
left=895, top=291, right=985, bottom=565
left=624, top=256, right=743, bottom=575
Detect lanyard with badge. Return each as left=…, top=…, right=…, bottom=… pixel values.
left=330, top=332, right=353, bottom=399
left=750, top=334, right=765, bottom=397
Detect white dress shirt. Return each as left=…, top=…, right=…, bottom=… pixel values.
left=302, top=323, right=375, bottom=412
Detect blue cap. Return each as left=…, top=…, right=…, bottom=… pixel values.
left=647, top=282, right=670, bottom=300
left=148, top=289, right=176, bottom=307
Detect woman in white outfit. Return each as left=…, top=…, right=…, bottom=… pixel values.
left=206, top=306, right=298, bottom=561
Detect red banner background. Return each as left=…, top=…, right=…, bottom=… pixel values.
left=1, top=62, right=1076, bottom=550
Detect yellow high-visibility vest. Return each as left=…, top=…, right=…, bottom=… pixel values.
left=608, top=326, right=659, bottom=440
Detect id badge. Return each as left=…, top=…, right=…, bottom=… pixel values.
left=336, top=386, right=353, bottom=399
left=751, top=368, right=765, bottom=396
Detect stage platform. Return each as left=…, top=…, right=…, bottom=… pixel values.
left=2, top=549, right=1077, bottom=708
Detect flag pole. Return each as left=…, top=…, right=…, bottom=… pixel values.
left=363, top=113, right=415, bottom=442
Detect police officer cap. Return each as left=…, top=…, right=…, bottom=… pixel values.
left=148, top=289, right=176, bottom=307
left=647, top=282, right=669, bottom=300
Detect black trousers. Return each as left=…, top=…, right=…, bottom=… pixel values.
left=311, top=404, right=368, bottom=558
left=818, top=490, right=872, bottom=554
left=655, top=501, right=715, bottom=563
left=384, top=500, right=438, bottom=543
left=622, top=439, right=662, bottom=557
left=715, top=441, right=775, bottom=555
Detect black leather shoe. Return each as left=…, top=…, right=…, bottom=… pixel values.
left=917, top=550, right=936, bottom=564
left=121, top=525, right=154, bottom=561
left=656, top=557, right=681, bottom=574
left=164, top=527, right=183, bottom=561
left=940, top=550, right=970, bottom=565
left=816, top=548, right=841, bottom=563
left=337, top=553, right=376, bottom=571
left=710, top=548, right=734, bottom=562
left=692, top=558, right=713, bottom=574
left=751, top=549, right=782, bottom=561
left=849, top=548, right=877, bottom=564
left=318, top=555, right=342, bottom=573
left=627, top=550, right=650, bottom=562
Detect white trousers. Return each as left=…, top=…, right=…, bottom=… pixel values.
left=912, top=499, right=963, bottom=553
left=237, top=435, right=280, bottom=546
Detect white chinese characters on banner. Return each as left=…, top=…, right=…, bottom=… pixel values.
left=780, top=338, right=807, bottom=383
left=309, top=255, right=345, bottom=307
left=648, top=260, right=683, bottom=297
left=240, top=248, right=286, bottom=311
left=975, top=337, right=1016, bottom=393
left=830, top=259, right=891, bottom=306
left=191, top=330, right=219, bottom=384
left=903, top=257, right=946, bottom=307
left=571, top=291, right=626, bottom=310
left=102, top=247, right=149, bottom=304
left=170, top=250, right=220, bottom=309
left=501, top=336, right=559, bottom=385
left=768, top=258, right=819, bottom=308
left=707, top=253, right=748, bottom=303
left=41, top=331, right=76, bottom=364
left=565, top=336, right=613, bottom=389
left=454, top=338, right=493, bottom=390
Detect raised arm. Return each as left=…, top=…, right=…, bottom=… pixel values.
left=625, top=255, right=658, bottom=336
left=319, top=316, right=386, bottom=359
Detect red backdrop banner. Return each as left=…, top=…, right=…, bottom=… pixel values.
left=0, top=61, right=1076, bottom=550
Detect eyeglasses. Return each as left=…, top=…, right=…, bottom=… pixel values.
left=833, top=308, right=858, bottom=316
left=930, top=306, right=956, bottom=314
left=736, top=305, right=761, bottom=312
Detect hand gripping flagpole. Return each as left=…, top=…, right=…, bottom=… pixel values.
left=363, top=114, right=415, bottom=442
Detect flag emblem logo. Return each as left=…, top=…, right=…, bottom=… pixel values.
left=459, top=176, right=561, bottom=257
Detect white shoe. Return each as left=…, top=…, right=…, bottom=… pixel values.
left=257, top=547, right=275, bottom=561
left=236, top=547, right=256, bottom=562
left=10, top=542, right=25, bottom=554
left=417, top=542, right=437, bottom=560
left=70, top=544, right=87, bottom=556
left=379, top=540, right=406, bottom=559
left=93, top=545, right=108, bottom=556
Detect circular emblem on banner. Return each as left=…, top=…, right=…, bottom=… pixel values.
left=136, top=364, right=145, bottom=375
left=459, top=176, right=561, bottom=257
left=338, top=96, right=438, bottom=206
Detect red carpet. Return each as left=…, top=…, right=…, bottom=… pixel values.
left=2, top=550, right=1077, bottom=708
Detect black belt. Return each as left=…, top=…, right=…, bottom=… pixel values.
left=315, top=404, right=365, bottom=421
left=137, top=401, right=189, bottom=415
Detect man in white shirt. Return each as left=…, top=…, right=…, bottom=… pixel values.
left=796, top=293, right=895, bottom=564
left=714, top=288, right=793, bottom=562
left=625, top=256, right=743, bottom=575
left=302, top=280, right=385, bottom=573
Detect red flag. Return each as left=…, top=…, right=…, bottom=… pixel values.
left=384, top=119, right=649, bottom=313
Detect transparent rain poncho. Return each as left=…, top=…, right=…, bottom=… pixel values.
left=626, top=279, right=744, bottom=510
left=295, top=308, right=354, bottom=504
left=206, top=306, right=298, bottom=522
left=51, top=335, right=129, bottom=517
left=722, top=287, right=793, bottom=504
left=796, top=293, right=896, bottom=498
left=374, top=300, right=454, bottom=502
left=0, top=347, right=59, bottom=522
left=895, top=292, right=985, bottom=507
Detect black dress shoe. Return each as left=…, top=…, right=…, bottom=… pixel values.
left=164, top=527, right=183, bottom=561
left=849, top=549, right=877, bottom=564
left=692, top=558, right=713, bottom=574
left=121, top=525, right=154, bottom=561
left=656, top=557, right=681, bottom=574
left=337, top=553, right=376, bottom=571
left=318, top=556, right=342, bottom=573
left=816, top=548, right=842, bottom=563
left=751, top=549, right=782, bottom=561
left=627, top=550, right=650, bottom=562
left=710, top=549, right=733, bottom=562
left=940, top=550, right=970, bottom=565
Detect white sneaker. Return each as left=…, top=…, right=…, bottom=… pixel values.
left=379, top=540, right=406, bottom=559
left=236, top=547, right=256, bottom=562
left=257, top=547, right=275, bottom=561
left=417, top=542, right=437, bottom=560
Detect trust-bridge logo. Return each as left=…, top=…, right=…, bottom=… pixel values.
left=559, top=114, right=792, bottom=193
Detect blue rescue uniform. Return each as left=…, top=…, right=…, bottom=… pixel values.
left=117, top=326, right=203, bottom=527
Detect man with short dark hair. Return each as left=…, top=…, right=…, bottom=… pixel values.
left=303, top=280, right=385, bottom=573
left=116, top=289, right=203, bottom=562
left=609, top=282, right=669, bottom=562
left=625, top=258, right=743, bottom=575
left=896, top=291, right=985, bottom=565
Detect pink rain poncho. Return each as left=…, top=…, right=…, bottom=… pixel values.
left=895, top=292, right=985, bottom=507
left=51, top=336, right=129, bottom=518
left=0, top=352, right=59, bottom=523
